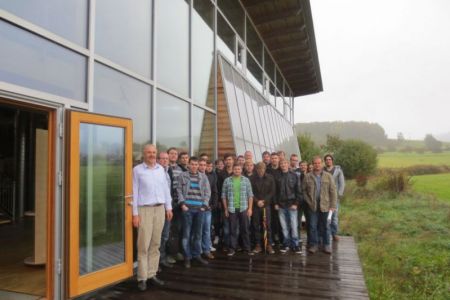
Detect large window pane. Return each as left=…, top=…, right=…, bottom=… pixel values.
left=193, top=0, right=215, bottom=109
left=156, top=0, right=189, bottom=97
left=252, top=90, right=266, bottom=147
left=93, top=63, right=151, bottom=163
left=192, top=107, right=215, bottom=158
left=246, top=16, right=262, bottom=64
left=155, top=90, right=189, bottom=152
left=264, top=49, right=275, bottom=81
left=95, top=0, right=152, bottom=78
left=217, top=0, right=244, bottom=39
left=0, top=21, right=86, bottom=101
left=247, top=53, right=263, bottom=92
left=221, top=59, right=243, bottom=139
left=79, top=123, right=125, bottom=274
left=242, top=79, right=259, bottom=145
left=233, top=71, right=252, bottom=143
left=0, top=0, right=88, bottom=46
left=217, top=13, right=235, bottom=63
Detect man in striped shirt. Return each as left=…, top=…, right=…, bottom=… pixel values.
left=177, top=157, right=211, bottom=268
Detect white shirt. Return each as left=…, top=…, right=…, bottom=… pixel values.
left=132, top=162, right=172, bottom=216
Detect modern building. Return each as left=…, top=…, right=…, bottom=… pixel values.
left=0, top=0, right=322, bottom=299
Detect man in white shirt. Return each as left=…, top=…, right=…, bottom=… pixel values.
left=133, top=144, right=173, bottom=291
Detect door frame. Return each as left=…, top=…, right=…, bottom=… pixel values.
left=66, top=111, right=133, bottom=298
left=0, top=97, right=57, bottom=300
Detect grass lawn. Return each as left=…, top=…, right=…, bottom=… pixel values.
left=340, top=182, right=450, bottom=299
left=412, top=173, right=450, bottom=204
left=378, top=151, right=450, bottom=168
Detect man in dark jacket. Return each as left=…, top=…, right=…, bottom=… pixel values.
left=199, top=159, right=218, bottom=259
left=266, top=152, right=282, bottom=245
left=250, top=162, right=276, bottom=254
left=274, top=159, right=302, bottom=254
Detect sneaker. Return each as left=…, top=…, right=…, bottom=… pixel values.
left=253, top=244, right=262, bottom=254
left=175, top=252, right=184, bottom=261
left=246, top=250, right=255, bottom=256
left=184, top=259, right=191, bottom=268
left=148, top=276, right=164, bottom=287
left=166, top=256, right=176, bottom=264
left=236, top=246, right=243, bottom=252
left=294, top=246, right=302, bottom=254
left=210, top=246, right=217, bottom=252
left=227, top=249, right=236, bottom=257
left=138, top=280, right=147, bottom=291
left=323, top=246, right=332, bottom=254
left=204, top=252, right=215, bottom=259
left=333, top=235, right=340, bottom=242
left=160, top=260, right=173, bottom=268
left=308, top=245, right=318, bottom=254
left=195, top=256, right=209, bottom=265
left=280, top=246, right=289, bottom=254
left=266, top=244, right=275, bottom=254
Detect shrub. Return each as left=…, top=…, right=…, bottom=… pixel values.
left=298, top=133, right=321, bottom=163
left=375, top=170, right=411, bottom=194
left=334, top=140, right=378, bottom=179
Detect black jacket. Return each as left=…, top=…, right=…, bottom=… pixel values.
left=205, top=171, right=219, bottom=209
left=217, top=168, right=233, bottom=198
left=250, top=173, right=276, bottom=207
left=266, top=165, right=282, bottom=181
left=275, top=170, right=302, bottom=208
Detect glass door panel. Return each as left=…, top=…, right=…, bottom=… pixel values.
left=68, top=111, right=133, bottom=298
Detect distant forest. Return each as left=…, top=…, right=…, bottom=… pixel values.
left=294, top=121, right=388, bottom=147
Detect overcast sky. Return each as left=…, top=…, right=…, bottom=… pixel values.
left=294, top=0, right=450, bottom=140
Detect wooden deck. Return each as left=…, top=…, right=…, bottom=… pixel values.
left=85, top=236, right=369, bottom=300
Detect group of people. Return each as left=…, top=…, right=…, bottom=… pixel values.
left=132, top=144, right=345, bottom=291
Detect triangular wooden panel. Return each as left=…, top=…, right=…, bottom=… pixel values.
left=217, top=62, right=236, bottom=160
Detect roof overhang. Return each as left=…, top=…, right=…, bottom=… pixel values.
left=242, top=0, right=323, bottom=97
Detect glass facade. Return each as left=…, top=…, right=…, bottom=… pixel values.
left=220, top=57, right=299, bottom=157
left=95, top=0, right=152, bottom=78
left=1, top=0, right=299, bottom=160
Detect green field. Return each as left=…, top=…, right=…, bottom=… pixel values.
left=378, top=151, right=450, bottom=168
left=412, top=173, right=450, bottom=203
left=340, top=182, right=450, bottom=299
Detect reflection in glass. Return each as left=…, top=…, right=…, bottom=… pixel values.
left=192, top=107, right=215, bottom=158
left=193, top=0, right=215, bottom=108
left=217, top=13, right=235, bottom=63
left=233, top=71, right=252, bottom=141
left=156, top=0, right=189, bottom=97
left=0, top=0, right=88, bottom=46
left=155, top=90, right=189, bottom=152
left=0, top=21, right=86, bottom=102
left=93, top=63, right=151, bottom=163
left=217, top=0, right=245, bottom=38
left=79, top=123, right=125, bottom=275
left=96, top=0, right=152, bottom=78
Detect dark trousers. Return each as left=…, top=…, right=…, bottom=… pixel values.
left=181, top=210, right=204, bottom=259
left=229, top=210, right=250, bottom=251
left=308, top=208, right=330, bottom=247
left=298, top=201, right=310, bottom=246
left=159, top=219, right=171, bottom=263
left=271, top=203, right=281, bottom=244
left=252, top=206, right=273, bottom=246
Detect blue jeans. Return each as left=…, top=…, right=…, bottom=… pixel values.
left=201, top=210, right=212, bottom=253
left=278, top=208, right=299, bottom=248
left=159, top=219, right=171, bottom=263
left=182, top=210, right=204, bottom=260
left=308, top=208, right=330, bottom=246
left=331, top=203, right=339, bottom=236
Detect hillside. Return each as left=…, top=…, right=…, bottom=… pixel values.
left=294, top=121, right=388, bottom=146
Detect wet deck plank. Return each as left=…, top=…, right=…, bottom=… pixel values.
left=85, top=236, right=369, bottom=300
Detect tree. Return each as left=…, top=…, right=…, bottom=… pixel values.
left=298, top=134, right=321, bottom=163
left=424, top=134, right=442, bottom=153
left=325, top=134, right=343, bottom=153
left=333, top=140, right=378, bottom=179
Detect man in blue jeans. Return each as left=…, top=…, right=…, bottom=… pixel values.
left=274, top=159, right=302, bottom=254
left=302, top=156, right=337, bottom=254
left=323, top=154, right=345, bottom=242
left=177, top=157, right=211, bottom=268
left=199, top=159, right=218, bottom=259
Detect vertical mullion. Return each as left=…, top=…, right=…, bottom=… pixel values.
left=189, top=0, right=193, bottom=155
left=151, top=0, right=157, bottom=144
left=213, top=1, right=218, bottom=160
left=87, top=0, right=96, bottom=111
